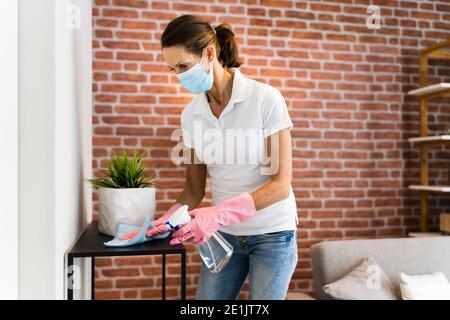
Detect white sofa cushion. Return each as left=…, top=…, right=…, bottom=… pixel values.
left=400, top=272, right=450, bottom=300
left=323, top=257, right=398, bottom=300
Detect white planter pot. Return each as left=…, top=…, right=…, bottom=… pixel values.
left=98, top=187, right=156, bottom=236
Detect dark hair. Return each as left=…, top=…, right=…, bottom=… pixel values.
left=160, top=15, right=242, bottom=69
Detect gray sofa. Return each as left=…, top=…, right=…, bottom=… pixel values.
left=310, top=236, right=450, bottom=299
left=288, top=236, right=450, bottom=299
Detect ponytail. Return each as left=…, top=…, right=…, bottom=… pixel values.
left=161, top=16, right=242, bottom=69
left=214, top=23, right=242, bottom=69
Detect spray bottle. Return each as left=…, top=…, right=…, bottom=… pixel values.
left=165, top=205, right=233, bottom=273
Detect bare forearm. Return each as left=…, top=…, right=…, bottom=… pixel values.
left=250, top=180, right=290, bottom=211
left=176, top=152, right=206, bottom=211
left=176, top=187, right=204, bottom=211
left=251, top=129, right=292, bottom=211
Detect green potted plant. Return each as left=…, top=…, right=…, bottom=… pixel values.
left=86, top=150, right=158, bottom=236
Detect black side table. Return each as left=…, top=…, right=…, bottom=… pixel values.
left=66, top=221, right=186, bottom=300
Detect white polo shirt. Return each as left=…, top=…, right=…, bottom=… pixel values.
left=180, top=67, right=298, bottom=236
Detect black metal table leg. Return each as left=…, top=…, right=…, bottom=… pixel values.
left=91, top=257, right=95, bottom=300
left=162, top=254, right=166, bottom=300
left=181, top=252, right=186, bottom=300
left=67, top=254, right=74, bottom=300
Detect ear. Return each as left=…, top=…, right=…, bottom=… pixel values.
left=205, top=45, right=216, bottom=62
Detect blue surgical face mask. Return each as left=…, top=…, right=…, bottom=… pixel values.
left=176, top=50, right=213, bottom=94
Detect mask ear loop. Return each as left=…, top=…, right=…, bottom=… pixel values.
left=201, top=47, right=212, bottom=74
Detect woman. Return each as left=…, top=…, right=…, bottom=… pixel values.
left=124, top=15, right=298, bottom=300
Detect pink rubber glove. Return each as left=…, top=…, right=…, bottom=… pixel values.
left=146, top=204, right=200, bottom=237
left=119, top=203, right=183, bottom=240
left=170, top=193, right=257, bottom=245
left=145, top=203, right=184, bottom=237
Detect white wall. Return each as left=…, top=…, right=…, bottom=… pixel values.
left=18, top=0, right=92, bottom=299
left=0, top=0, right=19, bottom=300
left=54, top=0, right=93, bottom=300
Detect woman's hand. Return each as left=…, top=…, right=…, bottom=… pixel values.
left=119, top=203, right=183, bottom=240
left=170, top=208, right=219, bottom=245
left=170, top=193, right=256, bottom=245
left=119, top=226, right=141, bottom=240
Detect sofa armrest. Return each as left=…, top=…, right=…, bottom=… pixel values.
left=286, top=291, right=316, bottom=300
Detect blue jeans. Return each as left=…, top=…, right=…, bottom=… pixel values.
left=195, top=230, right=298, bottom=300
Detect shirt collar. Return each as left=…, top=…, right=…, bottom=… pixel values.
left=193, top=68, right=250, bottom=116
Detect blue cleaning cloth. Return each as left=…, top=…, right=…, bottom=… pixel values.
left=103, top=217, right=170, bottom=247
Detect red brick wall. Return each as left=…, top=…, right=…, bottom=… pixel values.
left=92, top=0, right=450, bottom=299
